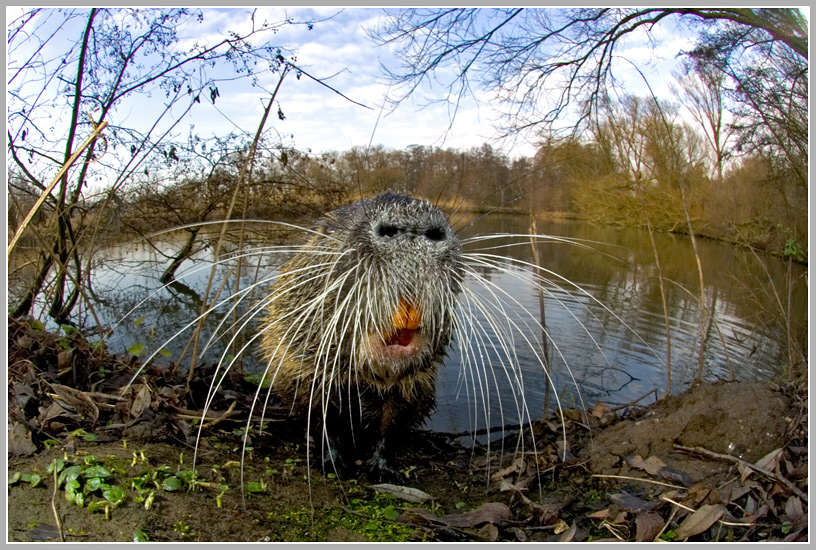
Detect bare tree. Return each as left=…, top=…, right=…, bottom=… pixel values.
left=7, top=8, right=312, bottom=323
left=671, top=60, right=736, bottom=182
left=687, top=14, right=808, bottom=198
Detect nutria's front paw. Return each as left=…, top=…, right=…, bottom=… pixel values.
left=316, top=447, right=348, bottom=479
left=362, top=454, right=406, bottom=484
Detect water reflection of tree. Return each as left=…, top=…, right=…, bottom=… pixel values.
left=522, top=219, right=803, bottom=391
left=90, top=241, right=281, bottom=370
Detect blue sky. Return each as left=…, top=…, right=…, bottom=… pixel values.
left=176, top=8, right=521, bottom=155
left=8, top=7, right=763, bottom=164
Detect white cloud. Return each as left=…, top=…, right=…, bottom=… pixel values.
left=175, top=7, right=528, bottom=156
left=9, top=7, right=700, bottom=169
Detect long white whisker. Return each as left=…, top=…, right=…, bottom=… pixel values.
left=458, top=261, right=575, bottom=447
left=467, top=251, right=666, bottom=368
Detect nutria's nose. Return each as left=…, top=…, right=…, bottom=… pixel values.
left=376, top=222, right=448, bottom=242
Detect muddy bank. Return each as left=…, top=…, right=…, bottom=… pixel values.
left=7, top=317, right=808, bottom=542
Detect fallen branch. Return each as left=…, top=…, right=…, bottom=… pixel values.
left=673, top=444, right=807, bottom=502
left=173, top=401, right=238, bottom=429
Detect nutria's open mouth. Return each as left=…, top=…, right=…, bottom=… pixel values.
left=384, top=299, right=421, bottom=348
left=364, top=299, right=427, bottom=376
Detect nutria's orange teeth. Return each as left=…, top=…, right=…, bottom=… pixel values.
left=393, top=299, right=421, bottom=330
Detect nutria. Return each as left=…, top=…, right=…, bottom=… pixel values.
left=258, top=192, right=464, bottom=482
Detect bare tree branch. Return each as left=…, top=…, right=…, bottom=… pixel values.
left=371, top=8, right=807, bottom=139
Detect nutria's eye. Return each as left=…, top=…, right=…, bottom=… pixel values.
left=425, top=227, right=446, bottom=242
left=377, top=223, right=400, bottom=238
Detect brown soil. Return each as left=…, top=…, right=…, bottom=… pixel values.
left=7, top=317, right=808, bottom=542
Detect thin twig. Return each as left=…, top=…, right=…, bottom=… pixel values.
left=201, top=400, right=237, bottom=430
left=188, top=66, right=289, bottom=383
left=51, top=463, right=65, bottom=542
left=605, top=388, right=658, bottom=412
left=592, top=473, right=685, bottom=489
left=8, top=121, right=109, bottom=256
left=173, top=400, right=238, bottom=429
left=653, top=503, right=679, bottom=541
left=528, top=215, right=551, bottom=418
left=288, top=62, right=372, bottom=110
left=645, top=217, right=671, bottom=396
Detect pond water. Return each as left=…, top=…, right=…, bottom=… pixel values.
left=61, top=212, right=807, bottom=436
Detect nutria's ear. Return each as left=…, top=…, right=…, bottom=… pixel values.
left=318, top=217, right=342, bottom=236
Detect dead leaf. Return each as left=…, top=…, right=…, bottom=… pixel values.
left=545, top=420, right=562, bottom=432
left=370, top=483, right=432, bottom=504
left=11, top=383, right=35, bottom=410
left=743, top=448, right=784, bottom=481
left=441, top=502, right=512, bottom=529
left=642, top=455, right=669, bottom=474
left=738, top=462, right=753, bottom=483
left=16, top=335, right=35, bottom=351
left=610, top=492, right=657, bottom=512
left=477, top=524, right=499, bottom=542
left=39, top=401, right=69, bottom=424
left=553, top=519, right=569, bottom=535
left=515, top=473, right=538, bottom=490
left=589, top=403, right=612, bottom=419
left=531, top=494, right=574, bottom=525
left=498, top=479, right=534, bottom=506
left=497, top=479, right=517, bottom=493
left=635, top=512, right=664, bottom=542
left=558, top=522, right=577, bottom=542
left=48, top=383, right=99, bottom=423
left=129, top=384, right=151, bottom=419
left=57, top=348, right=74, bottom=370
left=157, top=385, right=184, bottom=407
left=739, top=504, right=769, bottom=523
left=755, top=448, right=783, bottom=473
left=783, top=527, right=807, bottom=542
left=587, top=508, right=611, bottom=520
left=674, top=504, right=725, bottom=540
left=8, top=422, right=37, bottom=457
left=743, top=495, right=757, bottom=515
left=25, top=523, right=61, bottom=541
left=784, top=496, right=804, bottom=522
left=555, top=439, right=575, bottom=462
left=657, top=465, right=693, bottom=487
left=688, top=484, right=712, bottom=505
left=625, top=453, right=692, bottom=486
left=563, top=408, right=582, bottom=421
left=512, top=527, right=528, bottom=542
left=491, top=456, right=526, bottom=480
left=713, top=481, right=751, bottom=505
left=770, top=483, right=787, bottom=496
left=625, top=453, right=663, bottom=475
